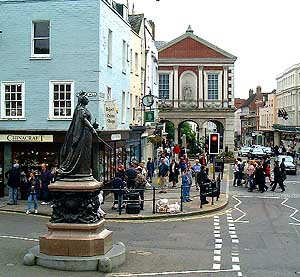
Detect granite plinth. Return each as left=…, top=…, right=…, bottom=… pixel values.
left=25, top=242, right=126, bottom=272
left=40, top=220, right=112, bottom=257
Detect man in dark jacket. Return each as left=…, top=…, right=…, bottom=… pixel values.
left=146, top=158, right=154, bottom=183
left=5, top=163, right=21, bottom=205
left=40, top=163, right=52, bottom=205
left=158, top=158, right=169, bottom=193
left=271, top=161, right=285, bottom=192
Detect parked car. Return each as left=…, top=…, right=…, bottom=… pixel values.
left=238, top=147, right=251, bottom=157
left=276, top=155, right=297, bottom=175
left=262, top=147, right=273, bottom=157
left=248, top=147, right=265, bottom=159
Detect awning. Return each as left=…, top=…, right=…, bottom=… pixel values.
left=272, top=124, right=300, bottom=133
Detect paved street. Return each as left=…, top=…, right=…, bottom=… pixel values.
left=0, top=170, right=299, bottom=277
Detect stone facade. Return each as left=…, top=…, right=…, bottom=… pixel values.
left=157, top=26, right=237, bottom=151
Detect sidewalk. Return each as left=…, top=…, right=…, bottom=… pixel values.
left=0, top=164, right=231, bottom=220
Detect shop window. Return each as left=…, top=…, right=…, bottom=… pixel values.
left=49, top=81, right=74, bottom=119
left=1, top=82, right=25, bottom=118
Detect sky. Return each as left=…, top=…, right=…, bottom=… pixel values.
left=125, top=0, right=300, bottom=99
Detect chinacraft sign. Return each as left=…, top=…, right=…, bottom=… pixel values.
left=104, top=100, right=118, bottom=130
left=0, top=134, right=53, bottom=143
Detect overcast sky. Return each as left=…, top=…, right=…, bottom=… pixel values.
left=126, top=0, right=300, bottom=99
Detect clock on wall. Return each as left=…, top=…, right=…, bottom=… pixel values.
left=142, top=95, right=154, bottom=107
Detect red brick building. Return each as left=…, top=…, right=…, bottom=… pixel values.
left=156, top=26, right=237, bottom=151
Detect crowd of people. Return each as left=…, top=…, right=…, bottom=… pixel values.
left=4, top=161, right=56, bottom=214
left=233, top=156, right=286, bottom=193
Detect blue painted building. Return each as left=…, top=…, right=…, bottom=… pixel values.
left=0, top=0, right=135, bottom=194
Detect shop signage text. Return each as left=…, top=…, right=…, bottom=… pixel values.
left=0, top=134, right=53, bottom=143
left=104, top=100, right=118, bottom=130
left=111, top=134, right=121, bottom=141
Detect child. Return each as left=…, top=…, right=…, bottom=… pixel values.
left=26, top=172, right=40, bottom=214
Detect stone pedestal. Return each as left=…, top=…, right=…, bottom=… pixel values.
left=24, top=174, right=126, bottom=272
left=40, top=220, right=112, bottom=257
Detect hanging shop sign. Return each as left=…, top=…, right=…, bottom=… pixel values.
left=111, top=134, right=122, bottom=141
left=0, top=134, right=53, bottom=143
left=144, top=111, right=155, bottom=123
left=104, top=100, right=118, bottom=130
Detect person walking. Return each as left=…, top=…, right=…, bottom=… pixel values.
left=185, top=166, right=193, bottom=201
left=40, top=163, right=52, bottom=205
left=169, top=159, right=180, bottom=188
left=146, top=158, right=155, bottom=183
left=26, top=171, right=40, bottom=214
left=181, top=168, right=190, bottom=202
left=247, top=161, right=256, bottom=192
left=135, top=167, right=147, bottom=210
left=5, top=162, right=21, bottom=205
left=255, top=161, right=266, bottom=193
left=197, top=165, right=210, bottom=205
left=280, top=158, right=286, bottom=183
left=271, top=161, right=285, bottom=192
left=158, top=158, right=169, bottom=193
left=232, top=160, right=239, bottom=187
left=192, top=159, right=201, bottom=191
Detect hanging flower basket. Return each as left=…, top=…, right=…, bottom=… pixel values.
left=147, top=135, right=162, bottom=144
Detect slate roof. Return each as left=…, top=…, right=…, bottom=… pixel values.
left=128, top=14, right=144, bottom=34
left=155, top=41, right=167, bottom=50
left=240, top=93, right=257, bottom=108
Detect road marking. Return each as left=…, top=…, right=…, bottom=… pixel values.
left=214, top=250, right=221, bottom=255
left=229, top=223, right=235, bottom=227
left=214, top=216, right=219, bottom=219
left=215, top=226, right=220, bottom=230
left=214, top=222, right=220, bottom=226
left=214, top=234, right=221, bottom=238
left=213, top=264, right=221, bottom=270
left=229, top=227, right=236, bottom=230
left=214, top=230, right=220, bottom=234
left=109, top=268, right=238, bottom=276
left=232, top=265, right=241, bottom=271
left=232, top=195, right=249, bottom=223
left=215, top=244, right=222, bottom=249
left=215, top=239, right=222, bottom=243
left=229, top=231, right=236, bottom=235
left=214, top=256, right=221, bottom=262
left=238, top=272, right=243, bottom=276
left=232, top=257, right=240, bottom=263
left=230, top=235, right=238, bottom=239
left=281, top=198, right=300, bottom=224
left=0, top=235, right=38, bottom=242
left=234, top=194, right=280, bottom=199
left=232, top=239, right=239, bottom=244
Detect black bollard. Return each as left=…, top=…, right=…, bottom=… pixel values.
left=152, top=187, right=156, bottom=214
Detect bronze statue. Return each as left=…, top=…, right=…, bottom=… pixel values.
left=58, top=91, right=100, bottom=176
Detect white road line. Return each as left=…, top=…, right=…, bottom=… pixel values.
left=229, top=231, right=236, bottom=235
left=215, top=239, right=222, bottom=243
left=214, top=256, right=221, bottom=262
left=232, top=195, right=249, bottom=223
left=232, top=257, right=240, bottom=263
left=281, top=198, right=300, bottom=224
left=0, top=235, right=38, bottom=242
left=235, top=194, right=280, bottom=199
left=232, top=252, right=239, bottom=256
left=214, top=230, right=220, bottom=234
left=214, top=250, right=221, bottom=255
left=214, top=222, right=220, bottom=226
left=232, top=239, right=239, bottom=244
left=227, top=219, right=234, bottom=223
left=232, top=265, right=241, bottom=271
left=238, top=272, right=243, bottom=276
left=213, top=264, right=221, bottom=270
left=229, top=227, right=236, bottom=230
left=214, top=234, right=221, bottom=238
left=215, top=244, right=222, bottom=249
left=230, top=235, right=238, bottom=239
left=229, top=223, right=235, bottom=227
left=214, top=216, right=219, bottom=219
left=109, top=268, right=239, bottom=277
left=215, top=226, right=220, bottom=230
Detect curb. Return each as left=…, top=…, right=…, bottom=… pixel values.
left=0, top=197, right=229, bottom=221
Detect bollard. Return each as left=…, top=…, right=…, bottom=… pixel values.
left=211, top=183, right=214, bottom=205
left=199, top=186, right=202, bottom=209
left=152, top=187, right=156, bottom=214
left=118, top=189, right=122, bottom=215
left=180, top=185, right=183, bottom=212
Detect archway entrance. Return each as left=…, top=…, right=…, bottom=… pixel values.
left=178, top=120, right=201, bottom=156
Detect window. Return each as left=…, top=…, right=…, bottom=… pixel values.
left=159, top=74, right=169, bottom=99
left=107, top=86, right=112, bottom=100
left=130, top=49, right=133, bottom=73
left=50, top=81, right=74, bottom=118
left=121, top=91, right=126, bottom=123
left=207, top=74, right=218, bottom=100
left=135, top=52, right=138, bottom=74
left=1, top=82, right=25, bottom=118
left=130, top=93, right=133, bottom=121
left=32, top=21, right=50, bottom=57
left=107, top=29, right=112, bottom=66
left=122, top=40, right=126, bottom=73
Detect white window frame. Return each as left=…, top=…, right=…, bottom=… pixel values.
left=158, top=72, right=173, bottom=100
left=1, top=81, right=26, bottom=119
left=107, top=29, right=112, bottom=67
left=48, top=80, right=74, bottom=120
left=31, top=20, right=51, bottom=59
left=204, top=70, right=223, bottom=101
left=122, top=40, right=127, bottom=74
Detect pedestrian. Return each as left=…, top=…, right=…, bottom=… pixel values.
left=146, top=158, right=155, bottom=183
left=40, top=163, right=52, bottom=205
left=186, top=166, right=193, bottom=201
left=242, top=160, right=249, bottom=187
left=173, top=144, right=181, bottom=161
left=192, top=159, right=201, bottom=191
left=26, top=171, right=40, bottom=214
left=237, top=158, right=244, bottom=186
left=125, top=162, right=137, bottom=190
left=179, top=157, right=187, bottom=175
left=247, top=161, right=255, bottom=192
left=135, top=167, right=147, bottom=210
left=271, top=161, right=285, bottom=192
left=5, top=162, right=21, bottom=205
left=280, top=158, right=286, bottom=183
left=197, top=165, right=210, bottom=205
left=254, top=161, right=266, bottom=193
left=232, top=160, right=239, bottom=187
left=169, top=159, right=180, bottom=188
left=181, top=168, right=189, bottom=202
left=111, top=177, right=126, bottom=210
left=158, top=158, right=169, bottom=193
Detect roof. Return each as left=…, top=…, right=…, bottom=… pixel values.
left=157, top=26, right=237, bottom=61
left=240, top=93, right=257, bottom=108
left=128, top=14, right=144, bottom=34
left=155, top=41, right=167, bottom=49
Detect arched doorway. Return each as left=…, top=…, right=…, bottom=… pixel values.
left=178, top=120, right=201, bottom=156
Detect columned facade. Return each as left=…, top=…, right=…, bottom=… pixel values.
left=157, top=26, right=237, bottom=151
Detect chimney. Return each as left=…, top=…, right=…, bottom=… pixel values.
left=256, top=86, right=262, bottom=94
left=149, top=20, right=155, bottom=40
left=249, top=89, right=254, bottom=98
